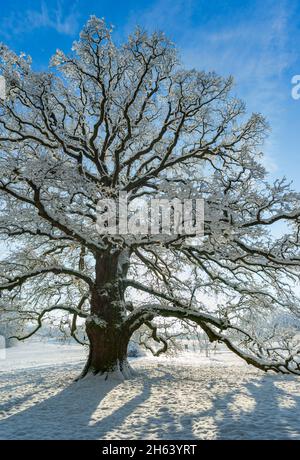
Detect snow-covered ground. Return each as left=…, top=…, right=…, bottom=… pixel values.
left=1, top=342, right=300, bottom=440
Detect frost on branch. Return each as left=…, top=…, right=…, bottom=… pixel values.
left=0, top=17, right=300, bottom=376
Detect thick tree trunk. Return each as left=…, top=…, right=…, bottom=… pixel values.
left=79, top=251, right=134, bottom=379
left=81, top=322, right=132, bottom=378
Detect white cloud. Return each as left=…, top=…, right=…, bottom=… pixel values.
left=125, top=0, right=194, bottom=35
left=0, top=0, right=79, bottom=39
left=125, top=0, right=294, bottom=113
left=125, top=0, right=295, bottom=176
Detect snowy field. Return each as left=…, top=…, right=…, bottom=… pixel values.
left=1, top=342, right=300, bottom=440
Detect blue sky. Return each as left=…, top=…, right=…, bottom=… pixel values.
left=1, top=0, right=300, bottom=188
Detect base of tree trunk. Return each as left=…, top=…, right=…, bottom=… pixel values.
left=77, top=358, right=137, bottom=381
left=76, top=319, right=134, bottom=381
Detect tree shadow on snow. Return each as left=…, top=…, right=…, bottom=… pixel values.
left=1, top=365, right=300, bottom=439
left=0, top=365, right=178, bottom=439
left=183, top=373, right=300, bottom=440
left=0, top=372, right=119, bottom=439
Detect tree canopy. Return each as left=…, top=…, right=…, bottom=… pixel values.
left=0, top=17, right=300, bottom=377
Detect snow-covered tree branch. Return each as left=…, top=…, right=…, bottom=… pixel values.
left=0, top=16, right=300, bottom=379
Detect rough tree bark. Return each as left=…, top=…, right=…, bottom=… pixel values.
left=80, top=252, right=133, bottom=379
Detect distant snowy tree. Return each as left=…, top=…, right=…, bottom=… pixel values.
left=1, top=17, right=300, bottom=378
left=0, top=323, right=16, bottom=347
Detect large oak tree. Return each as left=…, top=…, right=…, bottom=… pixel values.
left=1, top=17, right=300, bottom=378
